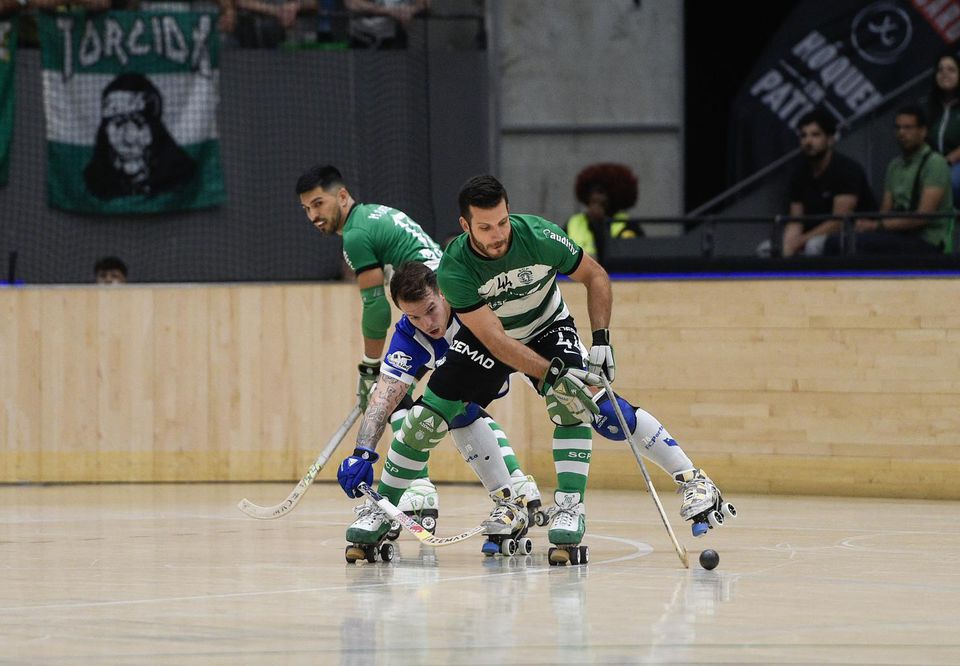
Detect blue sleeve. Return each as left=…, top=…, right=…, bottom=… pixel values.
left=380, top=318, right=432, bottom=384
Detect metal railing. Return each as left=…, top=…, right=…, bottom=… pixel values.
left=600, top=211, right=959, bottom=261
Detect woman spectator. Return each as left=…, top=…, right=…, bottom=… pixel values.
left=566, top=163, right=642, bottom=267
left=923, top=52, right=960, bottom=203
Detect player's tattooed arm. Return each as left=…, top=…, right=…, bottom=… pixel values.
left=355, top=373, right=407, bottom=450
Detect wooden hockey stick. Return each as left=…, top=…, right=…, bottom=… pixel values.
left=237, top=404, right=362, bottom=519
left=357, top=483, right=485, bottom=547
left=600, top=376, right=690, bottom=568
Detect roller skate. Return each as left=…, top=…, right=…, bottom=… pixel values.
left=511, top=469, right=548, bottom=527
left=344, top=499, right=397, bottom=564
left=480, top=488, right=532, bottom=557
left=386, top=477, right=440, bottom=541
left=547, top=491, right=589, bottom=566
left=675, top=468, right=737, bottom=537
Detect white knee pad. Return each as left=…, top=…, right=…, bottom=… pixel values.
left=450, top=418, right=512, bottom=494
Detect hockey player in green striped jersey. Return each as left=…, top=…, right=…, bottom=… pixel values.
left=394, top=175, right=613, bottom=565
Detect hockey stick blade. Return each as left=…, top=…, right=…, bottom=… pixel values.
left=600, top=376, right=690, bottom=568
left=357, top=483, right=484, bottom=547
left=238, top=404, right=362, bottom=519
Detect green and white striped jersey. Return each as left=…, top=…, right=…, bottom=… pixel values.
left=341, top=203, right=442, bottom=283
left=438, top=214, right=583, bottom=341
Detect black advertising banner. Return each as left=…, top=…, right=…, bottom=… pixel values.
left=729, top=0, right=960, bottom=182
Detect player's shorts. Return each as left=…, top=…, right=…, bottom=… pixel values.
left=426, top=315, right=588, bottom=409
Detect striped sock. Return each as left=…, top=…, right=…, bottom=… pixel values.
left=552, top=424, right=592, bottom=497
left=484, top=416, right=520, bottom=475
left=377, top=407, right=429, bottom=505
left=378, top=438, right=430, bottom=506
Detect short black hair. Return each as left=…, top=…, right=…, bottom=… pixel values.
left=94, top=256, right=127, bottom=277
left=390, top=261, right=438, bottom=306
left=458, top=175, right=508, bottom=221
left=295, top=165, right=345, bottom=195
left=895, top=104, right=928, bottom=128
left=797, top=109, right=837, bottom=136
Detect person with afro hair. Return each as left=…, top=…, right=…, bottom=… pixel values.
left=566, top=163, right=643, bottom=266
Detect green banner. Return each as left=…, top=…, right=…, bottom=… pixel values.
left=0, top=17, right=17, bottom=187
left=39, top=11, right=225, bottom=213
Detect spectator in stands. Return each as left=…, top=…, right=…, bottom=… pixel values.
left=234, top=0, right=299, bottom=47
left=137, top=0, right=237, bottom=39
left=94, top=256, right=128, bottom=284
left=345, top=0, right=429, bottom=49
left=783, top=109, right=876, bottom=257
left=566, top=162, right=642, bottom=267
left=922, top=52, right=960, bottom=205
left=828, top=105, right=953, bottom=255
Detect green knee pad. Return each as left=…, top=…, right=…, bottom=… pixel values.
left=398, top=402, right=450, bottom=452
left=546, top=395, right=589, bottom=426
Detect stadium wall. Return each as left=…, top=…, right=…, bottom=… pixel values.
left=2, top=279, right=958, bottom=499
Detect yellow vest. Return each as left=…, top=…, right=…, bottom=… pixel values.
left=565, top=212, right=637, bottom=257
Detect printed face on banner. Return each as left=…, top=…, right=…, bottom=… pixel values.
left=84, top=73, right=196, bottom=200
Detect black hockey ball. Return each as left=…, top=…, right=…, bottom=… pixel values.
left=699, top=549, right=720, bottom=570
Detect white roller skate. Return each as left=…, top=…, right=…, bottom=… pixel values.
left=397, top=477, right=440, bottom=534
left=481, top=488, right=532, bottom=557
left=675, top=468, right=737, bottom=537
left=547, top=491, right=589, bottom=566
left=511, top=469, right=548, bottom=527
left=344, top=499, right=396, bottom=564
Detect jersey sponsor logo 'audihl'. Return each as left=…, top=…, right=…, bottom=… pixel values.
left=542, top=228, right=578, bottom=255
left=450, top=339, right=495, bottom=369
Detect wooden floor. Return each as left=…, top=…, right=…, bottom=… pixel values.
left=1, top=483, right=958, bottom=665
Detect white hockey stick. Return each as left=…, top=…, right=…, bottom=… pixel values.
left=237, top=404, right=362, bottom=519
left=357, top=483, right=485, bottom=547
left=600, top=376, right=689, bottom=568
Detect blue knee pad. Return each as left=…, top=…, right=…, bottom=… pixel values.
left=591, top=390, right=637, bottom=441
left=449, top=402, right=483, bottom=430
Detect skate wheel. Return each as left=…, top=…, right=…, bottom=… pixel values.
left=386, top=520, right=400, bottom=541
left=578, top=545, right=589, bottom=564
left=481, top=540, right=500, bottom=557
left=707, top=509, right=724, bottom=529
left=345, top=545, right=364, bottom=564
left=548, top=546, right=569, bottom=565
left=568, top=546, right=581, bottom=565
left=502, top=538, right=517, bottom=557
left=518, top=537, right=533, bottom=555
left=533, top=511, right=548, bottom=527
left=722, top=502, right=737, bottom=519
left=691, top=521, right=709, bottom=538
left=379, top=542, right=395, bottom=563
left=420, top=515, right=437, bottom=533
left=364, top=545, right=377, bottom=564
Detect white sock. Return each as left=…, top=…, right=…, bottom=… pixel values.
left=633, top=408, right=693, bottom=476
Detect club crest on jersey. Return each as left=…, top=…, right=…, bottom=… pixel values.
left=387, top=350, right=413, bottom=371
left=517, top=268, right=534, bottom=284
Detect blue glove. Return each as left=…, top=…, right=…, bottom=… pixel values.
left=337, top=447, right=379, bottom=498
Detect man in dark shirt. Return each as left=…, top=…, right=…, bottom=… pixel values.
left=784, top=109, right=876, bottom=257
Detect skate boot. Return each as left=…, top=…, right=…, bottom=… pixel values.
left=511, top=469, right=547, bottom=527
left=481, top=488, right=532, bottom=557
left=397, top=477, right=440, bottom=534
left=547, top=491, right=589, bottom=566
left=344, top=499, right=396, bottom=564
left=675, top=468, right=737, bottom=537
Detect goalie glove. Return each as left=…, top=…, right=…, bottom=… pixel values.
left=356, top=357, right=379, bottom=412
left=337, top=447, right=379, bottom=498
left=588, top=328, right=615, bottom=382
left=537, top=358, right=601, bottom=425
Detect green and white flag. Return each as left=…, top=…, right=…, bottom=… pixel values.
left=0, top=17, right=17, bottom=187
left=39, top=11, right=225, bottom=213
